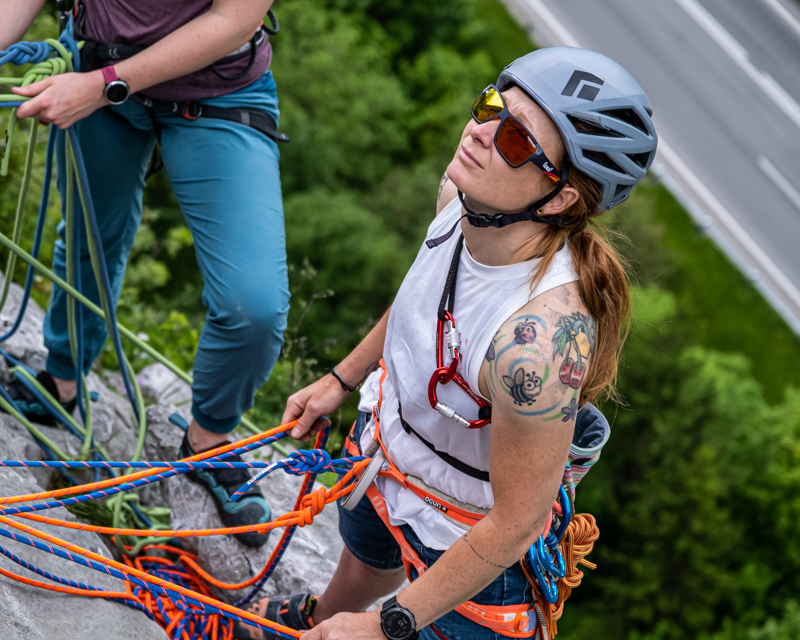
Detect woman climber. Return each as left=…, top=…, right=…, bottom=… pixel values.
left=0, top=0, right=288, bottom=547
left=235, top=47, right=658, bottom=640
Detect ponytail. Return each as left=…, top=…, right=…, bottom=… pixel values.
left=528, top=167, right=630, bottom=404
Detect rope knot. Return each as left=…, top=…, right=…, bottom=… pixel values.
left=284, top=449, right=333, bottom=476
left=297, top=489, right=327, bottom=527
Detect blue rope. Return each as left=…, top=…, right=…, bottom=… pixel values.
left=67, top=126, right=140, bottom=423
left=0, top=41, right=54, bottom=66
left=0, top=543, right=153, bottom=618
left=0, top=525, right=295, bottom=640
left=0, top=432, right=291, bottom=518
left=0, top=454, right=364, bottom=472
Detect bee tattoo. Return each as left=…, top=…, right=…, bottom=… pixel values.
left=503, top=367, right=543, bottom=405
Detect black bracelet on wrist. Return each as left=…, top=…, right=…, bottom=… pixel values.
left=326, top=366, right=357, bottom=393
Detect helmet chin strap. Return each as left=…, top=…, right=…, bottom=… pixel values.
left=425, top=155, right=574, bottom=249
left=461, top=154, right=573, bottom=229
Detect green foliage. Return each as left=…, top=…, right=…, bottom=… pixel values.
left=3, top=3, right=800, bottom=639
left=710, top=602, right=800, bottom=640
left=610, top=179, right=800, bottom=403
left=561, top=287, right=800, bottom=640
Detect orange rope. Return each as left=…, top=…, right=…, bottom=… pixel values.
left=527, top=513, right=599, bottom=638
left=0, top=421, right=297, bottom=506
left=123, top=553, right=234, bottom=640
left=0, top=420, right=369, bottom=639
left=0, top=564, right=143, bottom=603
left=8, top=460, right=369, bottom=539
left=0, top=512, right=304, bottom=638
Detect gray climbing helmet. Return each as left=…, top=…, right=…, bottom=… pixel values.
left=498, top=46, right=658, bottom=211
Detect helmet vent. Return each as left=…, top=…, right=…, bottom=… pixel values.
left=601, top=108, right=648, bottom=134
left=614, top=183, right=629, bottom=197
left=568, top=115, right=624, bottom=138
left=583, top=149, right=625, bottom=174
left=627, top=152, right=651, bottom=168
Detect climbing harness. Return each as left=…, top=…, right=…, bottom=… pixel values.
left=342, top=362, right=603, bottom=638
left=70, top=0, right=289, bottom=147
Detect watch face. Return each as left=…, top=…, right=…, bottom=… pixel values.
left=105, top=81, right=129, bottom=105
left=383, top=610, right=414, bottom=640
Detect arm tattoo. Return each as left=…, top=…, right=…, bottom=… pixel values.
left=463, top=531, right=512, bottom=570
left=437, top=173, right=449, bottom=201
left=487, top=313, right=585, bottom=420
left=363, top=360, right=381, bottom=378
left=552, top=312, right=596, bottom=390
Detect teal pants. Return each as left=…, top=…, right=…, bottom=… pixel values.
left=44, top=71, right=289, bottom=433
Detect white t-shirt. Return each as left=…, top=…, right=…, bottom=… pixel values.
left=358, top=197, right=578, bottom=550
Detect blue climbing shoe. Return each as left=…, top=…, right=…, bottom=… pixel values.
left=179, top=434, right=272, bottom=548
left=0, top=370, right=76, bottom=426
left=233, top=593, right=316, bottom=639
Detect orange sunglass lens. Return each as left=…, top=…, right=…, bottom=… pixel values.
left=496, top=117, right=538, bottom=166
left=472, top=87, right=504, bottom=122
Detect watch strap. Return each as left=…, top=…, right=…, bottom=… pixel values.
left=381, top=596, right=398, bottom=613
left=100, top=66, right=119, bottom=85
left=380, top=596, right=418, bottom=640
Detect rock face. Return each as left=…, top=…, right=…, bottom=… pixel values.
left=0, top=415, right=166, bottom=640
left=141, top=366, right=347, bottom=603
left=0, top=274, right=361, bottom=636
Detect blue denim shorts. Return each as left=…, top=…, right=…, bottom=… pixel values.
left=337, top=412, right=534, bottom=640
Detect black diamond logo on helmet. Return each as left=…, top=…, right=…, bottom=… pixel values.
left=561, top=71, right=605, bottom=101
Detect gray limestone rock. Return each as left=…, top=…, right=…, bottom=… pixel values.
left=143, top=400, right=349, bottom=604
left=0, top=272, right=48, bottom=373
left=0, top=414, right=165, bottom=640
left=0, top=275, right=365, bottom=627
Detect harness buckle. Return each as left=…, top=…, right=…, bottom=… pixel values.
left=182, top=101, right=202, bottom=121
left=469, top=213, right=503, bottom=228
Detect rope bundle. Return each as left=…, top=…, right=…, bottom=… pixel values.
left=528, top=513, right=600, bottom=638
left=0, top=420, right=369, bottom=639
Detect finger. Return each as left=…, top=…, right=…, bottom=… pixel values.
left=291, top=405, right=329, bottom=440
left=306, top=417, right=331, bottom=443
left=300, top=622, right=325, bottom=639
left=16, top=97, right=46, bottom=121
left=281, top=394, right=306, bottom=427
left=11, top=78, right=53, bottom=97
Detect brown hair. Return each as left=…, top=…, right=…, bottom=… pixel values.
left=530, top=166, right=630, bottom=404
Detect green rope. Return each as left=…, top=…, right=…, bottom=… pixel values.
left=1, top=36, right=288, bottom=546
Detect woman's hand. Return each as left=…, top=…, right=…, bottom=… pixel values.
left=281, top=375, right=352, bottom=442
left=301, top=611, right=384, bottom=640
left=12, top=71, right=107, bottom=129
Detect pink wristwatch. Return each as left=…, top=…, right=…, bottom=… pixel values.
left=101, top=66, right=130, bottom=105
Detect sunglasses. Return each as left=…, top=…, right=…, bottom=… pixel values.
left=470, top=85, right=563, bottom=183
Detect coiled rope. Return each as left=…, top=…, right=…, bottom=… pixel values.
left=0, top=28, right=357, bottom=639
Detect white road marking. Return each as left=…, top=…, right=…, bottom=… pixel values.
left=758, top=155, right=800, bottom=212
left=674, top=0, right=800, bottom=132
left=658, top=142, right=800, bottom=309
left=513, top=0, right=580, bottom=47
left=503, top=0, right=800, bottom=333
left=761, top=0, right=800, bottom=41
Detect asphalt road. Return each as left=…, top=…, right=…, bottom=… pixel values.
left=501, top=0, right=800, bottom=333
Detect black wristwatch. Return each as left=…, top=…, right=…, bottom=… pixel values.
left=380, top=596, right=418, bottom=640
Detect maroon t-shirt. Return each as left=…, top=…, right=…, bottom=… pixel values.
left=82, top=0, right=272, bottom=100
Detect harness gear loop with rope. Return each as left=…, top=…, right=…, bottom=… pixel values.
left=343, top=360, right=603, bottom=638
